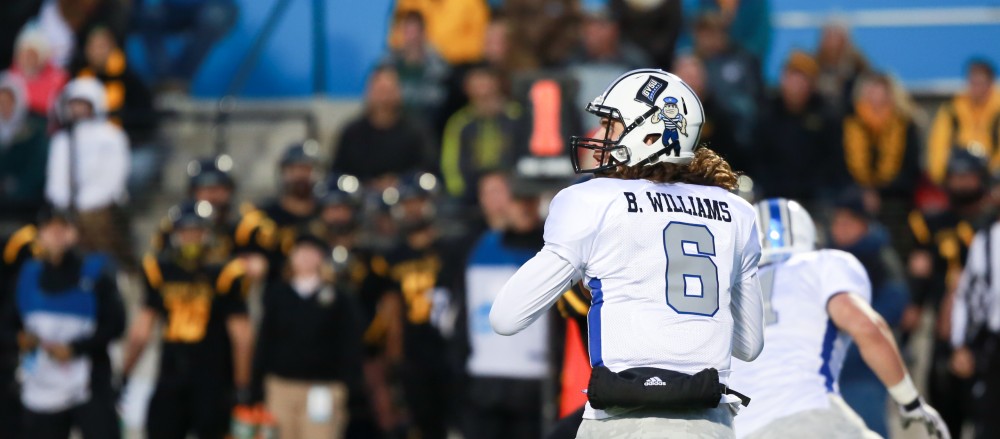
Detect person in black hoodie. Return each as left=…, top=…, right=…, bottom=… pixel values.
left=904, top=150, right=995, bottom=439
left=369, top=173, right=462, bottom=439
left=1, top=206, right=124, bottom=439
left=332, top=66, right=433, bottom=185
left=672, top=54, right=742, bottom=171
left=233, top=143, right=322, bottom=286
left=0, top=72, right=49, bottom=225
left=753, top=50, right=844, bottom=208
left=252, top=233, right=365, bottom=439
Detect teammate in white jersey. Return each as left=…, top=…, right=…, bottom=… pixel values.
left=729, top=198, right=949, bottom=439
left=490, top=69, right=765, bottom=438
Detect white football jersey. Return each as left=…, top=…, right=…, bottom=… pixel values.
left=728, top=249, right=872, bottom=438
left=543, top=177, right=762, bottom=419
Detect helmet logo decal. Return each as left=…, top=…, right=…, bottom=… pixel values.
left=635, top=76, right=667, bottom=106
left=651, top=96, right=689, bottom=156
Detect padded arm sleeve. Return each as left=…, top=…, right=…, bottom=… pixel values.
left=731, top=224, right=764, bottom=361
left=490, top=249, right=578, bottom=336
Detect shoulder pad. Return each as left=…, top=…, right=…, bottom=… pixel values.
left=235, top=210, right=267, bottom=246
left=4, top=225, right=37, bottom=265
left=908, top=210, right=931, bottom=245
left=957, top=221, right=976, bottom=247
left=142, top=253, right=163, bottom=289
left=217, top=259, right=247, bottom=294
left=560, top=288, right=590, bottom=316
left=371, top=255, right=389, bottom=277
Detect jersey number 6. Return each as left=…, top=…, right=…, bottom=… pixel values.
left=663, top=222, right=719, bottom=316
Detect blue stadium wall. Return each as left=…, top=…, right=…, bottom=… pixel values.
left=127, top=0, right=396, bottom=98
left=768, top=0, right=1000, bottom=91
left=126, top=0, right=1000, bottom=98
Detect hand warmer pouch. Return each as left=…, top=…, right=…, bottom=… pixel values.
left=587, top=366, right=746, bottom=410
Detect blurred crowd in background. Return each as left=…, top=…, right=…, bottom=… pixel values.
left=1, top=0, right=1000, bottom=439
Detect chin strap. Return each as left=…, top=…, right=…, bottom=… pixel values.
left=632, top=147, right=670, bottom=168
left=623, top=106, right=659, bottom=137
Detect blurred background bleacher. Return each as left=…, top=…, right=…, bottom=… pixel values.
left=2, top=0, right=1000, bottom=438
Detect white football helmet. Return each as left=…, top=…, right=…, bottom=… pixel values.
left=754, top=198, right=817, bottom=265
left=570, top=69, right=705, bottom=173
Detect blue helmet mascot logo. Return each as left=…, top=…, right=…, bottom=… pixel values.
left=650, top=96, right=689, bottom=157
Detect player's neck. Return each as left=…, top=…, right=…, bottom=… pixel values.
left=280, top=195, right=315, bottom=217
left=406, top=229, right=435, bottom=250
left=472, top=97, right=504, bottom=117
left=956, top=201, right=985, bottom=218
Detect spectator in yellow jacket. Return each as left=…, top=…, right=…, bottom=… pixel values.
left=388, top=0, right=490, bottom=65
left=841, top=72, right=922, bottom=252
left=927, top=59, right=1000, bottom=184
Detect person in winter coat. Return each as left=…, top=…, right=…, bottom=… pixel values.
left=252, top=234, right=365, bottom=439
left=44, top=77, right=132, bottom=268
left=0, top=72, right=49, bottom=225
left=8, top=23, right=68, bottom=117
left=1, top=206, right=125, bottom=439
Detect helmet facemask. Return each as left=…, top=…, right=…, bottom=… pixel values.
left=570, top=103, right=661, bottom=174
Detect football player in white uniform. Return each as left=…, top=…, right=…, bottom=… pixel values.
left=729, top=198, right=950, bottom=439
left=489, top=69, right=765, bottom=438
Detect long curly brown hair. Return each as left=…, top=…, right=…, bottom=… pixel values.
left=607, top=147, right=739, bottom=191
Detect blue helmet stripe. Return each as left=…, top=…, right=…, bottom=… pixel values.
left=767, top=199, right=785, bottom=249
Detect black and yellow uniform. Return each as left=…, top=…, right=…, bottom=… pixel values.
left=75, top=42, right=157, bottom=144
left=555, top=287, right=590, bottom=346
left=368, top=238, right=461, bottom=439
left=927, top=88, right=1000, bottom=184
left=152, top=215, right=243, bottom=266
left=141, top=254, right=249, bottom=439
left=259, top=199, right=315, bottom=254
left=908, top=210, right=986, bottom=309
left=0, top=224, right=39, bottom=436
left=236, top=200, right=313, bottom=280
left=312, top=249, right=383, bottom=384
left=908, top=208, right=992, bottom=439
left=233, top=202, right=279, bottom=256
left=332, top=247, right=401, bottom=439
left=379, top=241, right=459, bottom=365
left=152, top=201, right=279, bottom=266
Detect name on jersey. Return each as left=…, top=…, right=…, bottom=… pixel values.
left=623, top=191, right=732, bottom=223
